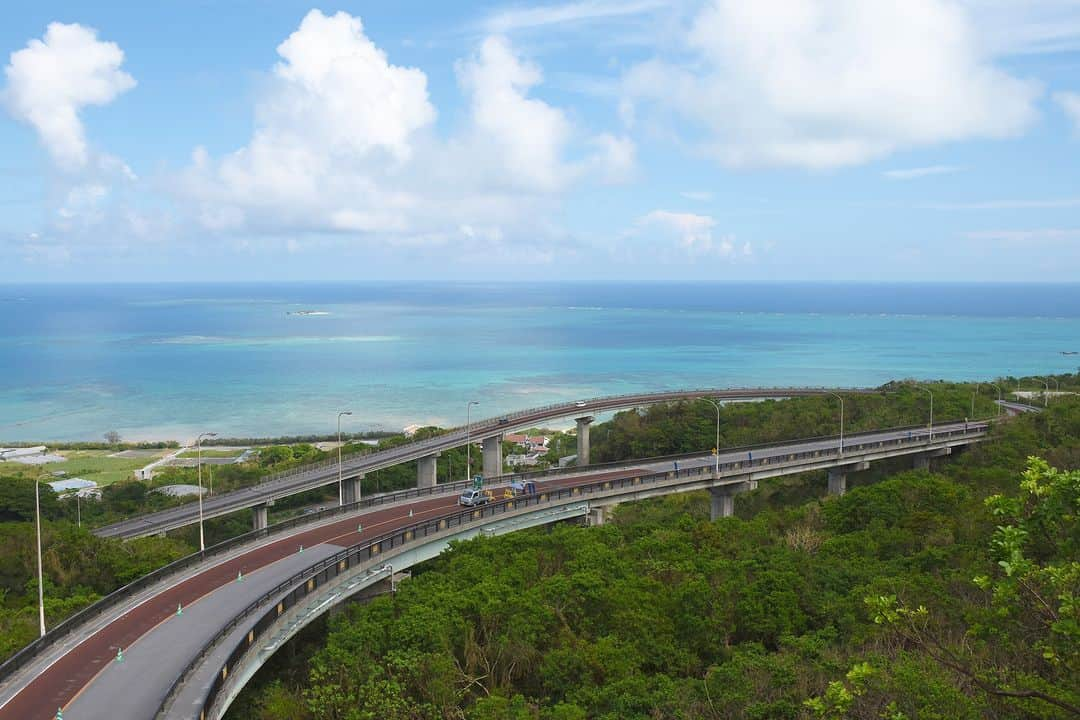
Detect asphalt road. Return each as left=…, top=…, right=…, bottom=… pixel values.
left=96, top=387, right=872, bottom=539
left=1, top=420, right=981, bottom=720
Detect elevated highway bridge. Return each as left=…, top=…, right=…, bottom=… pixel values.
left=0, top=414, right=990, bottom=720
left=96, top=387, right=876, bottom=540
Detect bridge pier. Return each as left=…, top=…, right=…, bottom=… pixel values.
left=342, top=475, right=363, bottom=505
left=575, top=416, right=594, bottom=465
left=252, top=503, right=268, bottom=531
left=710, top=488, right=735, bottom=520
left=588, top=505, right=608, bottom=527
left=709, top=480, right=755, bottom=520
left=417, top=453, right=439, bottom=488
left=827, top=461, right=869, bottom=496
left=482, top=435, right=502, bottom=478
left=913, top=447, right=950, bottom=471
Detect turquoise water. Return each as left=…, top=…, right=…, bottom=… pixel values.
left=1, top=283, right=1078, bottom=442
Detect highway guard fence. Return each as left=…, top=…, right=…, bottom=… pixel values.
left=172, top=423, right=987, bottom=720
left=0, top=419, right=986, bottom=689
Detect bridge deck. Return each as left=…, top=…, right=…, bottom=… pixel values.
left=0, top=421, right=985, bottom=720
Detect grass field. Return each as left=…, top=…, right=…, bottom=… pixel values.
left=175, top=448, right=246, bottom=459
left=40, top=449, right=171, bottom=487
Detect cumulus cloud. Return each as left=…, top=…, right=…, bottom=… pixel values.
left=456, top=35, right=573, bottom=193
left=622, top=0, right=1040, bottom=169
left=637, top=209, right=745, bottom=257
left=4, top=22, right=135, bottom=170
left=181, top=11, right=629, bottom=246
left=1056, top=91, right=1080, bottom=132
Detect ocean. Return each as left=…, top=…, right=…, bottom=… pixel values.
left=2, top=282, right=1078, bottom=442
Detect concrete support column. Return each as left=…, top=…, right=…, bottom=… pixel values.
left=342, top=475, right=363, bottom=504
left=417, top=453, right=439, bottom=488
left=575, top=416, right=594, bottom=466
left=913, top=447, right=950, bottom=472
left=252, top=503, right=268, bottom=531
left=828, top=461, right=868, bottom=496
left=709, top=488, right=735, bottom=520
left=588, top=505, right=607, bottom=527
left=827, top=469, right=847, bottom=496
left=482, top=435, right=503, bottom=478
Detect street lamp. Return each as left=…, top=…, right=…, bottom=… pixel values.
left=989, top=382, right=1003, bottom=417
left=701, top=398, right=721, bottom=475
left=913, top=385, right=933, bottom=441
left=465, top=401, right=479, bottom=481
left=196, top=432, right=217, bottom=552
left=35, top=475, right=46, bottom=637
left=1038, top=377, right=1051, bottom=407
left=337, top=411, right=352, bottom=506
left=826, top=392, right=844, bottom=455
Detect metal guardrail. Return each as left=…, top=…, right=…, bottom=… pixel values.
left=0, top=476, right=477, bottom=686
left=0, top=418, right=987, bottom=690
left=171, top=423, right=989, bottom=720
left=257, top=386, right=870, bottom=484
left=96, top=387, right=878, bottom=539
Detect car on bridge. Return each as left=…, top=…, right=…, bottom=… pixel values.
left=459, top=488, right=492, bottom=507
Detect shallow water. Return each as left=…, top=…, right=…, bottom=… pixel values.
left=2, top=282, right=1077, bottom=441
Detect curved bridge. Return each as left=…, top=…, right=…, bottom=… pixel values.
left=97, top=387, right=873, bottom=539
left=0, top=419, right=988, bottom=720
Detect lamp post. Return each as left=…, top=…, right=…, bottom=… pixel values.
left=35, top=475, right=46, bottom=637
left=989, top=382, right=1003, bottom=417
left=701, top=398, right=721, bottom=475
left=1039, top=377, right=1050, bottom=406
left=826, top=392, right=844, bottom=454
left=465, top=401, right=479, bottom=481
left=913, top=385, right=933, bottom=441
left=196, top=432, right=217, bottom=552
left=337, top=411, right=352, bottom=506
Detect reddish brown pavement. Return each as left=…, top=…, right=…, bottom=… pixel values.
left=1, top=467, right=645, bottom=720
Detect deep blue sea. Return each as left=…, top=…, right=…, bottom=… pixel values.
left=2, top=283, right=1078, bottom=442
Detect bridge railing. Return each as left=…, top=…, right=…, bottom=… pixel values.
left=6, top=418, right=985, bottom=689
left=94, top=388, right=860, bottom=537
left=0, top=474, right=477, bottom=685
left=173, top=423, right=987, bottom=719
left=253, top=387, right=870, bottom=486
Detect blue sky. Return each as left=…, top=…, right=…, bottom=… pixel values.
left=2, top=0, right=1080, bottom=282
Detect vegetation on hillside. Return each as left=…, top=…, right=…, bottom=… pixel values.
left=227, top=392, right=1080, bottom=720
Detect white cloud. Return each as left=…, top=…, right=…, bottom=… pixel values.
left=181, top=11, right=623, bottom=247
left=3, top=22, right=135, bottom=171
left=483, top=0, right=668, bottom=33
left=883, top=165, right=961, bottom=180
left=589, top=133, right=637, bottom=183
left=456, top=35, right=573, bottom=193
left=623, top=0, right=1040, bottom=169
left=637, top=209, right=741, bottom=256
left=1055, top=91, right=1080, bottom=132
left=967, top=0, right=1080, bottom=56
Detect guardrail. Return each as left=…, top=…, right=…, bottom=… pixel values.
left=171, top=423, right=988, bottom=719
left=0, top=475, right=478, bottom=686
left=255, top=387, right=872, bottom=485
left=98, top=388, right=880, bottom=538
left=6, top=418, right=989, bottom=690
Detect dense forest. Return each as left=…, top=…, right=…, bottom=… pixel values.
left=226, top=386, right=1079, bottom=720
